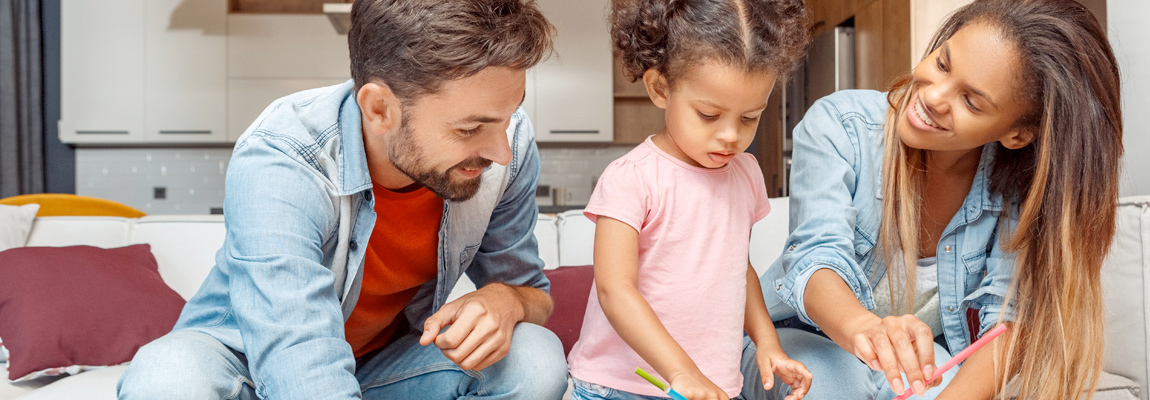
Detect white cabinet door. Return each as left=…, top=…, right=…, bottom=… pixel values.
left=59, top=0, right=146, bottom=144
left=227, top=78, right=349, bottom=142
left=530, top=0, right=613, bottom=142
left=144, top=0, right=228, bottom=143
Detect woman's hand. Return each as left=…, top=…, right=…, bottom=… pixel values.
left=849, top=314, right=937, bottom=396
left=668, top=371, right=729, bottom=400
left=756, top=350, right=812, bottom=400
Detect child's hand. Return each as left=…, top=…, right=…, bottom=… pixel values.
left=668, top=371, right=729, bottom=400
left=756, top=350, right=812, bottom=400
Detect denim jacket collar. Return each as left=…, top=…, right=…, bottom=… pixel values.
left=337, top=88, right=373, bottom=197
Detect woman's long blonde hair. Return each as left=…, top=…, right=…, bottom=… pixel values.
left=878, top=1, right=1123, bottom=399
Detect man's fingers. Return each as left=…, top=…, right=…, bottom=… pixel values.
left=465, top=338, right=511, bottom=371
left=440, top=319, right=499, bottom=366
left=420, top=317, right=444, bottom=346
left=421, top=301, right=464, bottom=346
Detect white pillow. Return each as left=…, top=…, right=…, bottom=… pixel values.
left=0, top=203, right=39, bottom=253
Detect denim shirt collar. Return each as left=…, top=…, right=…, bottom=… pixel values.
left=337, top=84, right=373, bottom=198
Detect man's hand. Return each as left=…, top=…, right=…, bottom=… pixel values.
left=419, top=283, right=534, bottom=371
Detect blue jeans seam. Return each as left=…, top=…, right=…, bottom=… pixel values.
left=360, top=361, right=477, bottom=392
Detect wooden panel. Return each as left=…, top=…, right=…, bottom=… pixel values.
left=613, top=98, right=664, bottom=144
left=613, top=58, right=649, bottom=99
left=808, top=0, right=860, bottom=38
left=1078, top=0, right=1106, bottom=29
left=757, top=81, right=786, bottom=197
left=854, top=0, right=884, bottom=90
left=230, top=0, right=350, bottom=14
left=881, top=0, right=912, bottom=89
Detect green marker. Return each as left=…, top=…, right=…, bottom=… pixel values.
left=635, top=367, right=688, bottom=400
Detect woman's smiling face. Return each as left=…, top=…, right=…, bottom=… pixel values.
left=897, top=21, right=1033, bottom=153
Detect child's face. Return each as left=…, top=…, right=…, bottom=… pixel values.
left=653, top=62, right=776, bottom=169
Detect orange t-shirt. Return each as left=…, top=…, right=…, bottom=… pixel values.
left=344, top=183, right=443, bottom=358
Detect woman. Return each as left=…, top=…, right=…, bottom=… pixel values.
left=747, top=0, right=1122, bottom=399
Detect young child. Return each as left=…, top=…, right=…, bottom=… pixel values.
left=566, top=1, right=811, bottom=399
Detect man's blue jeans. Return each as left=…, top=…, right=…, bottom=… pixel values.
left=117, top=323, right=568, bottom=399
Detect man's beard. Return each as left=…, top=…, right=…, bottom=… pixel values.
left=387, top=122, right=492, bottom=202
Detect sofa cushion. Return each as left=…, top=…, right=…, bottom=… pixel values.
left=129, top=215, right=226, bottom=299
left=24, top=216, right=132, bottom=248
left=1101, top=196, right=1150, bottom=399
left=0, top=244, right=184, bottom=382
left=10, top=364, right=125, bottom=400
left=542, top=265, right=595, bottom=356
left=557, top=210, right=595, bottom=267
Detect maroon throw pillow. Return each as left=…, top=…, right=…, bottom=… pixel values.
left=0, top=244, right=185, bottom=381
left=542, top=265, right=595, bottom=357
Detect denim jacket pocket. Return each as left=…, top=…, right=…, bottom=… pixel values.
left=853, top=226, right=876, bottom=260
left=459, top=243, right=481, bottom=269
left=961, top=251, right=987, bottom=276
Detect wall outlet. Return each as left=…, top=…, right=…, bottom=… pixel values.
left=536, top=184, right=551, bottom=197
left=153, top=187, right=167, bottom=200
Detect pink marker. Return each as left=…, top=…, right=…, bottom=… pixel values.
left=894, top=324, right=1009, bottom=400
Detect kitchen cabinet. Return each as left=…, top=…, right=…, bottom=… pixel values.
left=60, top=0, right=228, bottom=145
left=145, top=0, right=228, bottom=143
left=528, top=0, right=614, bottom=142
left=59, top=0, right=146, bottom=144
left=225, top=14, right=349, bottom=142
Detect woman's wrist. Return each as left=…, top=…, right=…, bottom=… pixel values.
left=834, top=311, right=883, bottom=354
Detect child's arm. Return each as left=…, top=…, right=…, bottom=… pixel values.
left=592, top=216, right=728, bottom=400
left=745, top=264, right=812, bottom=399
left=932, top=323, right=1012, bottom=400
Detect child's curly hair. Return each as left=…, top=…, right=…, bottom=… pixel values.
left=611, top=0, right=809, bottom=85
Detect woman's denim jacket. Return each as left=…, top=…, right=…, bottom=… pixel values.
left=172, top=80, right=550, bottom=399
left=761, top=90, right=1018, bottom=355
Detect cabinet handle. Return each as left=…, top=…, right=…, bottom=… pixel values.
left=159, top=130, right=212, bottom=135
left=76, top=130, right=129, bottom=135
left=550, top=130, right=599, bottom=134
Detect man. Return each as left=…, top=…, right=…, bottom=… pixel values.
left=117, top=1, right=567, bottom=399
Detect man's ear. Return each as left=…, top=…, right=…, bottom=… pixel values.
left=999, top=126, right=1036, bottom=150
left=357, top=82, right=403, bottom=137
left=642, top=69, right=670, bottom=110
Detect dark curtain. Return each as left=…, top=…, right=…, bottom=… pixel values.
left=0, top=0, right=45, bottom=198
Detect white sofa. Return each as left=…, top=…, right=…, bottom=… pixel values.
left=3, top=197, right=1148, bottom=399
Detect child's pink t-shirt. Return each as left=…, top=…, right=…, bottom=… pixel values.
left=567, top=137, right=771, bottom=398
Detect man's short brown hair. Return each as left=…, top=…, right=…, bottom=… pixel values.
left=349, top=0, right=555, bottom=101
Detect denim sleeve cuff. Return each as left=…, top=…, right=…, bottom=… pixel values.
left=255, top=337, right=360, bottom=400
left=963, top=287, right=1015, bottom=335
left=779, top=260, right=872, bottom=329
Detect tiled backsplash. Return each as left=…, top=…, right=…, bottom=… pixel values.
left=76, top=145, right=633, bottom=215
left=76, top=148, right=232, bottom=215
left=537, top=146, right=631, bottom=206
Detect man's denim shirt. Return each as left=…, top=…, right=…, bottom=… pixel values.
left=761, top=90, right=1017, bottom=355
left=172, top=80, right=550, bottom=399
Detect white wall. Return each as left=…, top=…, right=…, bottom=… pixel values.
left=1111, top=0, right=1150, bottom=196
